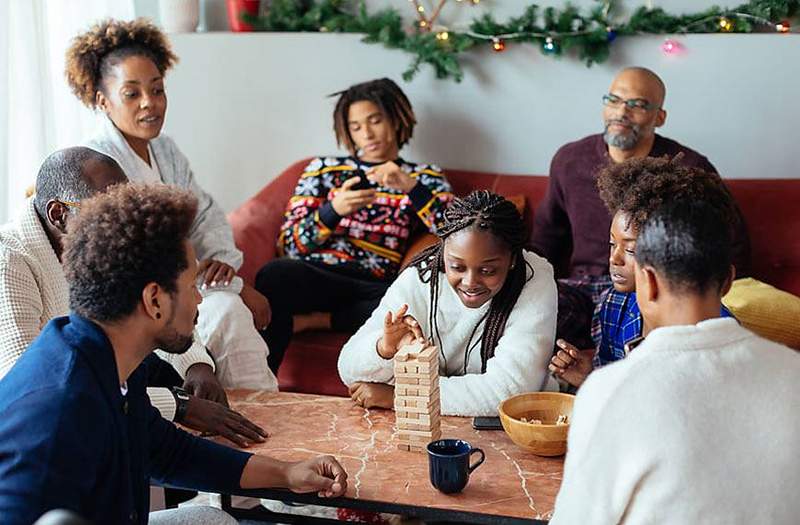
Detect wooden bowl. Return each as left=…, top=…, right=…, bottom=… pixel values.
left=498, top=392, right=575, bottom=456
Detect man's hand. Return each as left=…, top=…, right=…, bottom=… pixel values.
left=285, top=456, right=348, bottom=498
left=348, top=382, right=394, bottom=409
left=377, top=304, right=424, bottom=359
left=367, top=161, right=417, bottom=193
left=548, top=339, right=596, bottom=388
left=184, top=363, right=227, bottom=405
left=182, top=396, right=268, bottom=448
left=331, top=176, right=377, bottom=216
left=240, top=283, right=271, bottom=330
left=198, top=259, right=236, bottom=289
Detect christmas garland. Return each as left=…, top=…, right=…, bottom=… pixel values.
left=247, top=0, right=799, bottom=82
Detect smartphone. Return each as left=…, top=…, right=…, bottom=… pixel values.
left=351, top=169, right=372, bottom=190
left=472, top=416, right=503, bottom=431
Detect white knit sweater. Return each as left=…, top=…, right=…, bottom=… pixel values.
left=0, top=201, right=216, bottom=419
left=338, top=250, right=558, bottom=416
left=551, top=318, right=800, bottom=525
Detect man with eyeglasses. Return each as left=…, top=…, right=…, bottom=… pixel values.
left=0, top=147, right=269, bottom=447
left=531, top=67, right=751, bottom=356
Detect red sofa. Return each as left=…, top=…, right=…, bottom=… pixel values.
left=229, top=158, right=800, bottom=396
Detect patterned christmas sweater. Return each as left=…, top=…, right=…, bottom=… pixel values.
left=278, top=156, right=453, bottom=280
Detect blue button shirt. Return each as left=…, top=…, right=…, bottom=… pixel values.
left=0, top=314, right=252, bottom=525
left=592, top=289, right=735, bottom=367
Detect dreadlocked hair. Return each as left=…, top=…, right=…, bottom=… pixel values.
left=65, top=18, right=178, bottom=108
left=408, top=190, right=532, bottom=374
left=597, top=153, right=736, bottom=232
left=330, top=78, right=416, bottom=155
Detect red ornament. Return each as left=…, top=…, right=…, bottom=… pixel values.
left=492, top=38, right=506, bottom=52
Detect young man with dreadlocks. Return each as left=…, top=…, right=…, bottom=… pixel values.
left=338, top=191, right=557, bottom=417
left=256, top=78, right=453, bottom=372
left=549, top=155, right=736, bottom=389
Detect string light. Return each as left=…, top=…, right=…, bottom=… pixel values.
left=661, top=38, right=683, bottom=55
left=718, top=17, right=734, bottom=32
left=492, top=37, right=506, bottom=52
left=436, top=30, right=450, bottom=41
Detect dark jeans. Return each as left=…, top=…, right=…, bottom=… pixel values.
left=255, top=258, right=391, bottom=372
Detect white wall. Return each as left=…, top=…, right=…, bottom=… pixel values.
left=162, top=30, right=799, bottom=212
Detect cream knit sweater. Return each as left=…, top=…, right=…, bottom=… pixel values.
left=338, top=250, right=558, bottom=416
left=551, top=318, right=800, bottom=524
left=0, top=201, right=216, bottom=419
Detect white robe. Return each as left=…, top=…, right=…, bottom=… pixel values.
left=87, top=117, right=277, bottom=391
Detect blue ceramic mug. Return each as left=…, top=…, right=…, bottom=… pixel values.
left=427, top=439, right=486, bottom=494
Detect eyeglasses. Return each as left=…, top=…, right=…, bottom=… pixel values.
left=602, top=94, right=660, bottom=112
left=58, top=199, right=81, bottom=209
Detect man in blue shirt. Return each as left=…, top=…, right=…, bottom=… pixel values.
left=0, top=184, right=347, bottom=524
left=549, top=155, right=737, bottom=387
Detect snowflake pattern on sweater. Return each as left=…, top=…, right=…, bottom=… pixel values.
left=278, top=156, right=453, bottom=280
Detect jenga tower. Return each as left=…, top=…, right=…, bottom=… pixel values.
left=394, top=341, right=441, bottom=452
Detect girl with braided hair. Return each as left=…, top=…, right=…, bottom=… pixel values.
left=339, top=191, right=558, bottom=416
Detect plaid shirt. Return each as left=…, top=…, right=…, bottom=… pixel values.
left=591, top=289, right=735, bottom=367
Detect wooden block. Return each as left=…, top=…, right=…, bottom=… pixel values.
left=399, top=428, right=439, bottom=438
left=395, top=384, right=433, bottom=396
left=417, top=346, right=438, bottom=363
left=396, top=443, right=425, bottom=453
left=397, top=432, right=438, bottom=445
left=396, top=410, right=440, bottom=426
left=393, top=399, right=439, bottom=414
left=396, top=420, right=435, bottom=432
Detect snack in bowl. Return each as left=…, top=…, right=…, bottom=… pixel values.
left=498, top=392, right=575, bottom=456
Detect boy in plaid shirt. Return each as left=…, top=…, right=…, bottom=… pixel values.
left=550, top=155, right=736, bottom=388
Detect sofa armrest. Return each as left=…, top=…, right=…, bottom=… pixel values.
left=228, top=158, right=313, bottom=286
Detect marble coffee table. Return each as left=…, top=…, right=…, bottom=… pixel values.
left=220, top=390, right=564, bottom=524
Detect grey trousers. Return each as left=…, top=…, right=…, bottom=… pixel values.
left=149, top=506, right=238, bottom=525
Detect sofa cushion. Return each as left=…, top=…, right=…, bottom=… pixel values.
left=723, top=278, right=800, bottom=350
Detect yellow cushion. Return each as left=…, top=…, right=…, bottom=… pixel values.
left=722, top=278, right=800, bottom=350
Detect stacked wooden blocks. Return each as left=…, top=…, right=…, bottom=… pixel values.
left=394, top=342, right=441, bottom=452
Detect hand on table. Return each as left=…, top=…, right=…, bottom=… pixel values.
left=348, top=382, right=394, bottom=409
left=331, top=176, right=377, bottom=216
left=285, top=456, right=348, bottom=498
left=198, top=259, right=236, bottom=289
left=184, top=363, right=227, bottom=405
left=377, top=304, right=425, bottom=360
left=366, top=161, right=417, bottom=193
left=183, top=396, right=268, bottom=448
left=548, top=339, right=596, bottom=388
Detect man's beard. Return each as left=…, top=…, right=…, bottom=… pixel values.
left=603, top=119, right=643, bottom=150
left=155, top=312, right=198, bottom=355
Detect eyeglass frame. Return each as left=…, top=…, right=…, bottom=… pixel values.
left=57, top=199, right=82, bottom=209
left=602, top=93, right=661, bottom=112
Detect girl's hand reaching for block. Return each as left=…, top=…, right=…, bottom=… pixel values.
left=377, top=304, right=424, bottom=360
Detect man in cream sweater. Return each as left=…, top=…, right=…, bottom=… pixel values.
left=550, top=197, right=799, bottom=524
left=0, top=147, right=266, bottom=446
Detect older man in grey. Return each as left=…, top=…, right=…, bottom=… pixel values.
left=0, top=146, right=266, bottom=445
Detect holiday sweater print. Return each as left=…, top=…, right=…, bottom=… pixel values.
left=278, top=156, right=453, bottom=280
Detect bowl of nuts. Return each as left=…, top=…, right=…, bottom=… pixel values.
left=498, top=392, right=575, bottom=456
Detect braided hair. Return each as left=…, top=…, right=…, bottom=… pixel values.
left=408, top=190, right=532, bottom=374
left=330, top=78, right=416, bottom=155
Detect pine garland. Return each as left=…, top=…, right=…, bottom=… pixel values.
left=246, top=0, right=799, bottom=82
